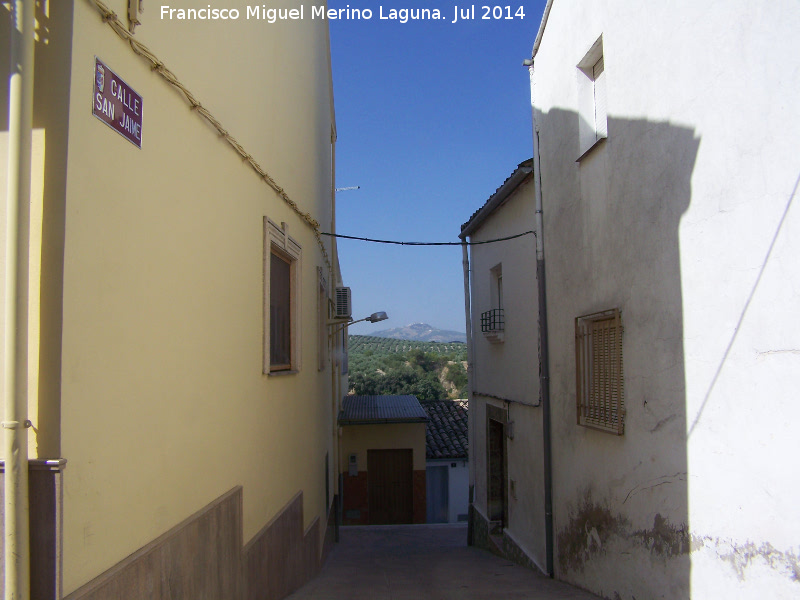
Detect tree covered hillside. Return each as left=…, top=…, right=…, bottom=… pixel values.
left=348, top=335, right=468, bottom=401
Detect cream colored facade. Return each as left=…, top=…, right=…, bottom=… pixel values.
left=1, top=1, right=345, bottom=597
left=339, top=422, right=427, bottom=525
left=463, top=1, right=800, bottom=599
left=340, top=424, right=427, bottom=473
left=460, top=164, right=547, bottom=570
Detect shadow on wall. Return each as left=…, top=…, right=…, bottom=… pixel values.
left=1, top=4, right=73, bottom=596
left=539, top=107, right=698, bottom=599
left=1, top=0, right=73, bottom=461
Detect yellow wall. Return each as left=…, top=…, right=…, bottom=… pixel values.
left=340, top=424, right=427, bottom=472
left=2, top=1, right=340, bottom=593
left=0, top=0, right=75, bottom=461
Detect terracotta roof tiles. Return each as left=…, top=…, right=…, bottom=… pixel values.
left=420, top=399, right=469, bottom=459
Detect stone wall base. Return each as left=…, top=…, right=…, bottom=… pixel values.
left=469, top=504, right=543, bottom=574
left=58, top=487, right=330, bottom=600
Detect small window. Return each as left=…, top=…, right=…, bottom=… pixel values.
left=318, top=268, right=329, bottom=371
left=270, top=251, right=292, bottom=370
left=577, top=36, right=607, bottom=159
left=491, top=264, right=504, bottom=311
left=482, top=264, right=505, bottom=342
left=575, top=309, right=624, bottom=435
left=264, top=218, right=301, bottom=374
left=341, top=328, right=348, bottom=375
left=481, top=264, right=506, bottom=344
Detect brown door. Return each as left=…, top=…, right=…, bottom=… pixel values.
left=488, top=418, right=506, bottom=525
left=368, top=449, right=413, bottom=524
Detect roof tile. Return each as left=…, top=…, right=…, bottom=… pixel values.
left=339, top=395, right=428, bottom=425
left=420, top=399, right=469, bottom=459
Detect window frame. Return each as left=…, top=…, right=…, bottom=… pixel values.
left=317, top=267, right=329, bottom=371
left=481, top=263, right=505, bottom=343
left=576, top=35, right=608, bottom=161
left=491, top=263, right=503, bottom=311
left=264, top=218, right=301, bottom=375
left=575, top=308, right=625, bottom=435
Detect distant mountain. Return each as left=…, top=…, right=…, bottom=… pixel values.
left=371, top=323, right=467, bottom=343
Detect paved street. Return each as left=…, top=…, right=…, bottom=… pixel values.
left=287, top=524, right=601, bottom=600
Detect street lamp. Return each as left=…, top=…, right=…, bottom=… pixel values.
left=328, top=311, right=388, bottom=336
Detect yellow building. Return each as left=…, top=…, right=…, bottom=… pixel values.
left=338, top=395, right=428, bottom=526
left=1, top=1, right=345, bottom=598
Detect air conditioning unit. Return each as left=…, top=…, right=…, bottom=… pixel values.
left=335, top=286, right=352, bottom=319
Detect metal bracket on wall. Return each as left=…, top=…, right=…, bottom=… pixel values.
left=128, top=0, right=143, bottom=32
left=1, top=420, right=32, bottom=429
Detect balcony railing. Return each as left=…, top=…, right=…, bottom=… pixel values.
left=480, top=308, right=504, bottom=333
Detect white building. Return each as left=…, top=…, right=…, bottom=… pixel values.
left=461, top=1, right=800, bottom=598
left=422, top=399, right=470, bottom=524
left=459, top=161, right=546, bottom=568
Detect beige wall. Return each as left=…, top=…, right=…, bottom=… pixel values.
left=2, top=1, right=340, bottom=594
left=340, top=424, right=427, bottom=472
left=0, top=0, right=75, bottom=461
left=466, top=180, right=546, bottom=571
left=468, top=180, right=538, bottom=403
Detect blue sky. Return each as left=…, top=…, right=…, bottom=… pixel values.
left=329, top=1, right=547, bottom=334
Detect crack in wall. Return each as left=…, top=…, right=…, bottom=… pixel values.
left=622, top=472, right=686, bottom=505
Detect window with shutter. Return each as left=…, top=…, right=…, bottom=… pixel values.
left=575, top=309, right=625, bottom=435
left=577, top=36, right=608, bottom=159
left=317, top=267, right=329, bottom=371
left=264, top=218, right=301, bottom=374
left=270, top=251, right=292, bottom=370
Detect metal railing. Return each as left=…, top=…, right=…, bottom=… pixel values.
left=480, top=308, right=504, bottom=333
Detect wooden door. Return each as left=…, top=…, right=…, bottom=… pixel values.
left=488, top=418, right=506, bottom=524
left=368, top=449, right=413, bottom=525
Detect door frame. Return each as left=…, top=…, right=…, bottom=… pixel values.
left=486, top=403, right=508, bottom=528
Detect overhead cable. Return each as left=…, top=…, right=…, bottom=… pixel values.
left=319, top=230, right=535, bottom=246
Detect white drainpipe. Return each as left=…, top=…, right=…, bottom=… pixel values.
left=4, top=1, right=35, bottom=598
left=529, top=60, right=554, bottom=578
left=460, top=241, right=476, bottom=543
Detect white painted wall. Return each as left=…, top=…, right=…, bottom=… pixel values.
left=528, top=1, right=800, bottom=598
left=466, top=179, right=547, bottom=571
left=428, top=458, right=470, bottom=523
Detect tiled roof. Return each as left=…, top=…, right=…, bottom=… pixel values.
left=339, top=395, right=428, bottom=425
left=421, top=399, right=469, bottom=459
left=460, top=158, right=534, bottom=238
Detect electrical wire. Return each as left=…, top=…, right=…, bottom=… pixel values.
left=88, top=0, right=332, bottom=272
left=319, top=230, right=535, bottom=246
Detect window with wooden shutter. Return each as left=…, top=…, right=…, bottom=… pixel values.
left=264, top=218, right=301, bottom=374
left=317, top=267, right=329, bottom=371
left=575, top=309, right=624, bottom=435
left=270, top=251, right=292, bottom=370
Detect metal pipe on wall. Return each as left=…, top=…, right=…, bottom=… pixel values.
left=529, top=62, right=554, bottom=579
left=460, top=240, right=476, bottom=545
left=4, top=1, right=35, bottom=598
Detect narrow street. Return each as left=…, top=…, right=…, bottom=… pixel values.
left=287, top=524, right=600, bottom=600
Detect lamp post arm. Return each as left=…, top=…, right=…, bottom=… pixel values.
left=328, top=316, right=368, bottom=337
